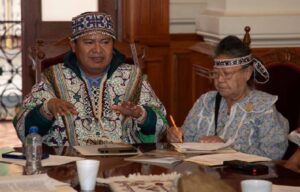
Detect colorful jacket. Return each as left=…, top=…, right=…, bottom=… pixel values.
left=15, top=50, right=167, bottom=146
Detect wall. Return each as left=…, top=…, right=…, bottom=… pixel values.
left=42, top=0, right=98, bottom=21
left=196, top=0, right=300, bottom=47
left=40, top=0, right=207, bottom=34
left=170, top=0, right=206, bottom=33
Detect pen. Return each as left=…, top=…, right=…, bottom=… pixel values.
left=169, top=115, right=183, bottom=143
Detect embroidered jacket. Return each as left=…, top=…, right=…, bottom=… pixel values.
left=15, top=50, right=167, bottom=146
left=183, top=90, right=289, bottom=160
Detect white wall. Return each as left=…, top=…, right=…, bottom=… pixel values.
left=196, top=0, right=300, bottom=47
left=42, top=0, right=98, bottom=21
left=41, top=0, right=206, bottom=33
left=170, top=0, right=207, bottom=33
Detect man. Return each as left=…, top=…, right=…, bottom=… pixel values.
left=14, top=12, right=167, bottom=146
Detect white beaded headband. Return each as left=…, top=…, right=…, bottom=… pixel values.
left=214, top=54, right=270, bottom=84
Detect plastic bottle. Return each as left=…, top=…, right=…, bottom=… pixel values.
left=25, top=126, right=43, bottom=175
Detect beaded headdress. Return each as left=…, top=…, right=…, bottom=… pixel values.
left=70, top=12, right=116, bottom=41
left=214, top=54, right=269, bottom=84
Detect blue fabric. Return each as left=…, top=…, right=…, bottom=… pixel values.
left=183, top=90, right=289, bottom=160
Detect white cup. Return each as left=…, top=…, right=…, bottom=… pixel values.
left=241, top=179, right=272, bottom=192
left=76, top=159, right=100, bottom=192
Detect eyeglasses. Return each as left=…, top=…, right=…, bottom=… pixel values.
left=209, top=68, right=244, bottom=80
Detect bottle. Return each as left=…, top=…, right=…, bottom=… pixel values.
left=25, top=126, right=43, bottom=175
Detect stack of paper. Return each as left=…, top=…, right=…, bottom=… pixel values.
left=125, top=149, right=185, bottom=167
left=0, top=155, right=84, bottom=167
left=172, top=139, right=235, bottom=154
left=273, top=184, right=300, bottom=192
left=0, top=174, right=76, bottom=192
left=185, top=152, right=271, bottom=166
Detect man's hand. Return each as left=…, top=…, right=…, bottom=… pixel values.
left=111, top=101, right=144, bottom=118
left=47, top=98, right=78, bottom=118
left=199, top=136, right=224, bottom=143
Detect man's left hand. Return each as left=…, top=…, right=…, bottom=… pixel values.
left=111, top=101, right=144, bottom=119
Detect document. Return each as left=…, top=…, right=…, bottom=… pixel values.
left=172, top=139, right=235, bottom=154
left=97, top=172, right=181, bottom=192
left=273, top=184, right=300, bottom=192
left=73, top=143, right=139, bottom=156
left=185, top=152, right=271, bottom=166
left=0, top=155, right=84, bottom=167
left=0, top=174, right=76, bottom=192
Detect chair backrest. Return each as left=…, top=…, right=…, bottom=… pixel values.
left=256, top=52, right=300, bottom=159
left=29, top=38, right=146, bottom=83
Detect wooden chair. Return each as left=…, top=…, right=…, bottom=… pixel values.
left=28, top=38, right=146, bottom=83
left=255, top=49, right=300, bottom=159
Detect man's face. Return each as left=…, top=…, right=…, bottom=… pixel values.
left=70, top=33, right=113, bottom=77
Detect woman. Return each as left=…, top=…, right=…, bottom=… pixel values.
left=167, top=36, right=288, bottom=160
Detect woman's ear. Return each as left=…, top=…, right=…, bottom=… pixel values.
left=246, top=66, right=254, bottom=81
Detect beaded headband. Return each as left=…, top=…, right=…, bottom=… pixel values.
left=214, top=54, right=270, bottom=84
left=70, top=12, right=116, bottom=41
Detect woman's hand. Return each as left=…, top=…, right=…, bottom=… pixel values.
left=111, top=101, right=144, bottom=118
left=47, top=98, right=78, bottom=117
left=166, top=126, right=183, bottom=143
left=199, top=136, right=224, bottom=143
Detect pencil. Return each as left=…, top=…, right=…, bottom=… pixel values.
left=169, top=115, right=178, bottom=129
left=169, top=115, right=183, bottom=143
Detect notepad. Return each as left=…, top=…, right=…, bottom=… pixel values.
left=185, top=152, right=271, bottom=166
left=172, top=139, right=235, bottom=154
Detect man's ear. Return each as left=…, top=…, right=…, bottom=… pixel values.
left=70, top=40, right=76, bottom=52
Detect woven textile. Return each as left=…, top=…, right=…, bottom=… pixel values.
left=71, top=12, right=116, bottom=40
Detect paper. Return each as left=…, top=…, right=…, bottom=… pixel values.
left=97, top=172, right=181, bottom=192
left=125, top=149, right=184, bottom=168
left=288, top=130, right=300, bottom=146
left=73, top=144, right=139, bottom=156
left=0, top=174, right=76, bottom=192
left=125, top=155, right=182, bottom=167
left=185, top=152, right=271, bottom=166
left=0, top=155, right=84, bottom=167
left=172, top=139, right=235, bottom=154
left=273, top=184, right=300, bottom=192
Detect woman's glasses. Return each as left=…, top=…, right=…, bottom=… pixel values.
left=209, top=68, right=244, bottom=80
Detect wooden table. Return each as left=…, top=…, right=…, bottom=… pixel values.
left=1, top=144, right=300, bottom=192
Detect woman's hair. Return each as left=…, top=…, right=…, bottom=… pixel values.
left=215, top=35, right=254, bottom=87
left=215, top=35, right=251, bottom=57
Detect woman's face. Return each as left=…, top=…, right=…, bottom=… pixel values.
left=213, top=55, right=253, bottom=100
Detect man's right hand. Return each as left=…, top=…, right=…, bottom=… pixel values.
left=166, top=126, right=183, bottom=143
left=47, top=98, right=78, bottom=118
